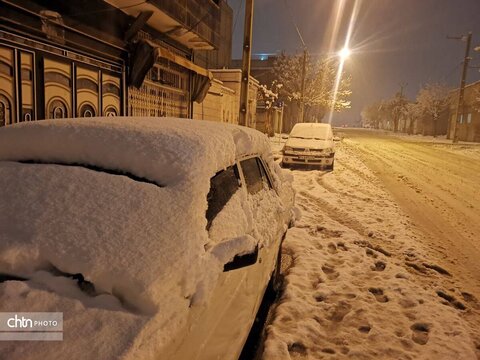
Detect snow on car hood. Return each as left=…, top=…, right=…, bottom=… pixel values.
left=0, top=117, right=291, bottom=359
left=285, top=137, right=334, bottom=150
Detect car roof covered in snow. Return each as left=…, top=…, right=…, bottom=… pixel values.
left=0, top=116, right=271, bottom=186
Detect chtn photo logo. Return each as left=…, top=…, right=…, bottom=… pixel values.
left=0, top=312, right=63, bottom=341
left=7, top=314, right=59, bottom=329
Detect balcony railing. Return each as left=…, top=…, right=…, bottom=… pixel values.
left=150, top=0, right=221, bottom=49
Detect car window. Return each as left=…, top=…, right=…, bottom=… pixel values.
left=257, top=158, right=273, bottom=189
left=206, top=165, right=241, bottom=230
left=17, top=160, right=163, bottom=187
left=240, top=157, right=271, bottom=195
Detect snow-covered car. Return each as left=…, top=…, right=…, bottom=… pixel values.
left=0, top=117, right=294, bottom=360
left=281, top=122, right=335, bottom=170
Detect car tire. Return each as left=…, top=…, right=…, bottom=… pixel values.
left=272, top=249, right=284, bottom=293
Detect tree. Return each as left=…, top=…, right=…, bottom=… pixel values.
left=257, top=81, right=280, bottom=110
left=272, top=51, right=351, bottom=124
left=385, top=92, right=408, bottom=132
left=361, top=102, right=381, bottom=129
left=416, top=83, right=451, bottom=137
left=402, top=102, right=424, bottom=135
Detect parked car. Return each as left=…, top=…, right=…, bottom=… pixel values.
left=0, top=117, right=294, bottom=360
left=281, top=122, right=336, bottom=170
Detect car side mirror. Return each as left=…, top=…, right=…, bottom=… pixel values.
left=223, top=245, right=258, bottom=272
left=207, top=235, right=259, bottom=272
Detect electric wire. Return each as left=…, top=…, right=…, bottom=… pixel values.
left=232, top=0, right=245, bottom=35
left=281, top=0, right=307, bottom=49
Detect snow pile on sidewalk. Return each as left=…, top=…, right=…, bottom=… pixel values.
left=263, top=139, right=479, bottom=359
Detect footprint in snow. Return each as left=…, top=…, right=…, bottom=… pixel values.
left=327, top=242, right=337, bottom=254
left=368, top=288, right=389, bottom=303
left=358, top=325, right=371, bottom=333
left=322, top=264, right=339, bottom=280
left=311, top=277, right=324, bottom=289
left=321, top=348, right=336, bottom=354
left=461, top=292, right=480, bottom=309
left=354, top=240, right=391, bottom=257
left=436, top=290, right=466, bottom=310
left=371, top=261, right=386, bottom=272
left=328, top=301, right=352, bottom=322
left=411, top=323, right=430, bottom=345
left=365, top=248, right=378, bottom=258
left=423, top=263, right=451, bottom=276
left=405, top=261, right=428, bottom=274
left=316, top=226, right=344, bottom=238
left=288, top=342, right=308, bottom=357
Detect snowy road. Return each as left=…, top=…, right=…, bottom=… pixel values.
left=263, top=130, right=480, bottom=359
left=343, top=129, right=480, bottom=299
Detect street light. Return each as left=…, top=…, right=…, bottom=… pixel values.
left=327, top=47, right=352, bottom=124
left=339, top=47, right=351, bottom=60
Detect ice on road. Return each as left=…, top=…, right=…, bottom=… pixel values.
left=264, top=130, right=480, bottom=360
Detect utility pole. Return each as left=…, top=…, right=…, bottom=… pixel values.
left=396, top=82, right=407, bottom=133
left=299, top=47, right=307, bottom=123
left=239, top=0, right=254, bottom=127
left=399, top=82, right=407, bottom=97
left=448, top=32, right=472, bottom=143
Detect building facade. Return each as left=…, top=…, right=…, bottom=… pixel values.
left=448, top=81, right=480, bottom=142
left=0, top=0, right=231, bottom=126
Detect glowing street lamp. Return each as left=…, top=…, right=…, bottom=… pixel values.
left=339, top=46, right=351, bottom=60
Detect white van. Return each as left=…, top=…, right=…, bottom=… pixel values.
left=282, top=122, right=335, bottom=170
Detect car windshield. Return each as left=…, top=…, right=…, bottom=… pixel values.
left=290, top=127, right=329, bottom=140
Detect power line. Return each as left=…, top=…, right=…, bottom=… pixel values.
left=232, top=0, right=244, bottom=35
left=282, top=0, right=306, bottom=49
left=443, top=61, right=463, bottom=83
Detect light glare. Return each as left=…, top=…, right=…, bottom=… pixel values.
left=339, top=47, right=351, bottom=59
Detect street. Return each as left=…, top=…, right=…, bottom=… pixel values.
left=264, top=130, right=480, bottom=359
left=342, top=129, right=480, bottom=298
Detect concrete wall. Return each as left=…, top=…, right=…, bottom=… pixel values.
left=211, top=69, right=259, bottom=127
left=256, top=107, right=283, bottom=136
left=192, top=79, right=237, bottom=123
left=448, top=81, right=480, bottom=142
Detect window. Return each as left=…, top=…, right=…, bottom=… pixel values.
left=206, top=165, right=241, bottom=230
left=467, top=113, right=472, bottom=124
left=240, top=157, right=271, bottom=195
left=0, top=98, right=9, bottom=127
left=105, top=106, right=118, bottom=117
left=79, top=103, right=96, bottom=117
left=48, top=99, right=68, bottom=119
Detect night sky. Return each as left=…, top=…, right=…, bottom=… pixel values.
left=227, top=0, right=480, bottom=125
